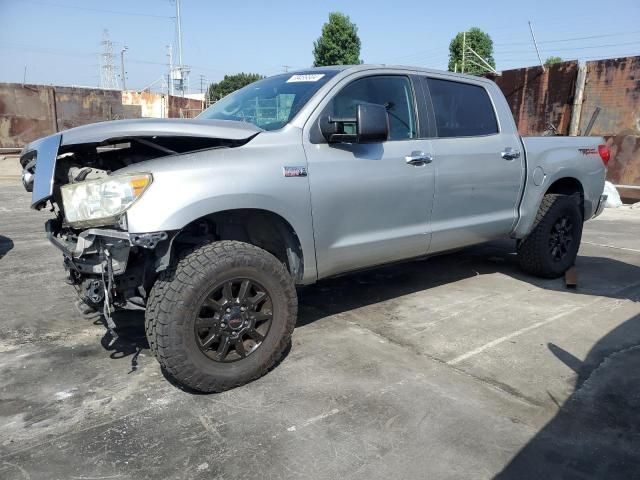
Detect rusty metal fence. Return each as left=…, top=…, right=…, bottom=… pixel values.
left=489, top=56, right=640, bottom=200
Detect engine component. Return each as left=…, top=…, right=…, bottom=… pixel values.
left=130, top=232, right=168, bottom=249
left=82, top=278, right=105, bottom=305
left=68, top=166, right=109, bottom=183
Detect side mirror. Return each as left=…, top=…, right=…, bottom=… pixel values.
left=320, top=103, right=389, bottom=144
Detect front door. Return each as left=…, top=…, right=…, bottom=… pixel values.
left=303, top=73, right=435, bottom=279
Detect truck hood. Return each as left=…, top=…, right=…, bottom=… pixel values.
left=58, top=118, right=263, bottom=146
left=22, top=118, right=263, bottom=208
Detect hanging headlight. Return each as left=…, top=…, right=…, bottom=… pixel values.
left=61, top=173, right=152, bottom=227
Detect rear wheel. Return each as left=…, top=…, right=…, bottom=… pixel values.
left=517, top=193, right=583, bottom=278
left=145, top=240, right=297, bottom=392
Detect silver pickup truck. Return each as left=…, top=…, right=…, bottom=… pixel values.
left=20, top=65, right=608, bottom=392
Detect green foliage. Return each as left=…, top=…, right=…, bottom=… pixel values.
left=207, top=73, right=264, bottom=102
left=448, top=27, right=495, bottom=75
left=313, top=12, right=362, bottom=67
left=544, top=56, right=563, bottom=66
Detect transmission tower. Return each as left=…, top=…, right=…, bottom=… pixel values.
left=100, top=29, right=119, bottom=89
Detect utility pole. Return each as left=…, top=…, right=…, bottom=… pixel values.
left=174, top=0, right=189, bottom=96
left=461, top=31, right=466, bottom=74
left=199, top=74, right=206, bottom=94
left=569, top=63, right=587, bottom=136
left=166, top=44, right=174, bottom=96
left=458, top=29, right=499, bottom=76
left=528, top=21, right=545, bottom=71
left=120, top=46, right=128, bottom=90
left=176, top=0, right=183, bottom=68
left=22, top=65, right=27, bottom=86
left=282, top=65, right=291, bottom=73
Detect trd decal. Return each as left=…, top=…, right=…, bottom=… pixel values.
left=578, top=148, right=597, bottom=155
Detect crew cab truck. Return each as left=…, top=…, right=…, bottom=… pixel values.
left=20, top=65, right=608, bottom=392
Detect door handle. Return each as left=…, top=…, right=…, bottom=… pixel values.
left=405, top=151, right=433, bottom=166
left=501, top=147, right=521, bottom=160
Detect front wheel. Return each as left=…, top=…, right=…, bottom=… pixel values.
left=145, top=240, right=297, bottom=392
left=517, top=193, right=583, bottom=278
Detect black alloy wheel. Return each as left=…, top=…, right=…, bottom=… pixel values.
left=195, top=278, right=273, bottom=362
left=548, top=215, right=574, bottom=262
left=145, top=240, right=297, bottom=392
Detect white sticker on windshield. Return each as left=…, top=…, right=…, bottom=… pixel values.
left=286, top=74, right=325, bottom=83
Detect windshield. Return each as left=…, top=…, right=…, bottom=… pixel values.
left=197, top=71, right=339, bottom=131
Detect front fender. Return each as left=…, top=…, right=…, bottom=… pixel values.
left=123, top=129, right=317, bottom=283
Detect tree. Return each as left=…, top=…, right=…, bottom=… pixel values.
left=448, top=27, right=495, bottom=75
left=207, top=73, right=264, bottom=102
left=544, top=56, right=563, bottom=66
left=313, top=12, right=362, bottom=67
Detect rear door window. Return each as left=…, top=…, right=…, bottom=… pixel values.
left=427, top=78, right=498, bottom=137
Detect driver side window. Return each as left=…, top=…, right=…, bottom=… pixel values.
left=330, top=75, right=417, bottom=140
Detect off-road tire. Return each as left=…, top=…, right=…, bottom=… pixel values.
left=517, top=193, right=583, bottom=278
left=145, top=240, right=297, bottom=392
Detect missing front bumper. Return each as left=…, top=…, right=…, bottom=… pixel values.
left=45, top=220, right=168, bottom=276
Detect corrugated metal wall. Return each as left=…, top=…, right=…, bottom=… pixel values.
left=492, top=61, right=578, bottom=135
left=492, top=56, right=640, bottom=199
left=0, top=83, right=204, bottom=149
left=0, top=83, right=141, bottom=149
left=579, top=57, right=640, bottom=198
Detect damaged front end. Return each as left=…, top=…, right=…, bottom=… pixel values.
left=20, top=119, right=261, bottom=341
left=46, top=219, right=170, bottom=339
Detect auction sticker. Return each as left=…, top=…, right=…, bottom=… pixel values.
left=286, top=74, right=325, bottom=83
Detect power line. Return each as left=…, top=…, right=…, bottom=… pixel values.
left=386, top=30, right=640, bottom=67
left=496, top=40, right=640, bottom=55
left=2, top=42, right=227, bottom=75
left=20, top=0, right=174, bottom=19
left=494, top=29, right=640, bottom=46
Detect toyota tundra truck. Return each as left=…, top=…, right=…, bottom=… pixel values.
left=20, top=65, right=608, bottom=392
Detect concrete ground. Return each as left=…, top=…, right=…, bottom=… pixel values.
left=1, top=178, right=639, bottom=480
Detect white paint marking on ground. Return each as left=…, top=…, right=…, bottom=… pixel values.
left=448, top=279, right=640, bottom=366
left=448, top=309, right=577, bottom=365
left=447, top=276, right=640, bottom=365
left=582, top=240, right=640, bottom=253
left=286, top=408, right=340, bottom=432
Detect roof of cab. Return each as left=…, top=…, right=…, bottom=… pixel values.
left=287, top=63, right=496, bottom=85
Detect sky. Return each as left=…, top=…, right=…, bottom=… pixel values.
left=1, top=0, right=639, bottom=93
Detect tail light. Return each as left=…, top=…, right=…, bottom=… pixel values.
left=598, top=144, right=610, bottom=166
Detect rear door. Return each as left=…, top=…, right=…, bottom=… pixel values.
left=421, top=76, right=524, bottom=253
left=303, top=72, right=435, bottom=279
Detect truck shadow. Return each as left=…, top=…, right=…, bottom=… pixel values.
left=297, top=239, right=639, bottom=325
left=0, top=235, right=14, bottom=260
left=94, top=309, right=148, bottom=373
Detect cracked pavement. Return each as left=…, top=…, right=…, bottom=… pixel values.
left=1, top=180, right=639, bottom=479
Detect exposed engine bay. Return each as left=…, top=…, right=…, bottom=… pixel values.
left=21, top=133, right=256, bottom=342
